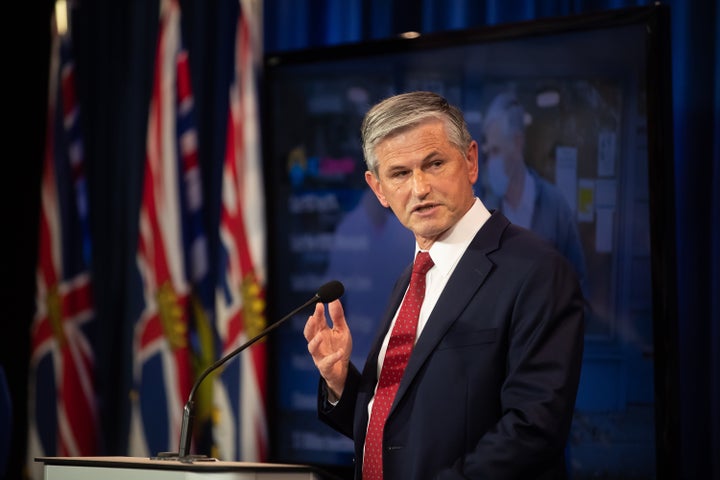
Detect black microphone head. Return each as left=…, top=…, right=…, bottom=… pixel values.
left=316, top=280, right=345, bottom=302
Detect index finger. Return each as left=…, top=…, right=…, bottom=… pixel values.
left=303, top=301, right=328, bottom=341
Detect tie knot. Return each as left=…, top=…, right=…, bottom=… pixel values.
left=412, top=251, right=434, bottom=276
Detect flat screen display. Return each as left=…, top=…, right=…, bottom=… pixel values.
left=262, top=6, right=675, bottom=478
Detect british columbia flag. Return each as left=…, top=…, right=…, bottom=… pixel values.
left=212, top=0, right=268, bottom=462
left=128, top=0, right=209, bottom=457
left=27, top=7, right=97, bottom=479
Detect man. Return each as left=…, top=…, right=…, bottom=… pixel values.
left=481, top=91, right=586, bottom=285
left=304, top=91, right=584, bottom=479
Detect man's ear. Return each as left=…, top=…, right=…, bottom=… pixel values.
left=365, top=170, right=389, bottom=208
left=466, top=141, right=480, bottom=184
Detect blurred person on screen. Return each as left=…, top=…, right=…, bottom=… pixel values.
left=481, top=92, right=587, bottom=286
left=304, top=91, right=585, bottom=479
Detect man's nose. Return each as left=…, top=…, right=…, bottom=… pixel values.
left=412, top=171, right=431, bottom=195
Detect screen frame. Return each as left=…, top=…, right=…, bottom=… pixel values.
left=261, top=5, right=679, bottom=478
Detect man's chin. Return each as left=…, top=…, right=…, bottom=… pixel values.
left=409, top=223, right=450, bottom=245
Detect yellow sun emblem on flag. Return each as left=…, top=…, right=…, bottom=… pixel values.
left=46, top=285, right=67, bottom=348
left=157, top=282, right=187, bottom=351
left=241, top=274, right=266, bottom=339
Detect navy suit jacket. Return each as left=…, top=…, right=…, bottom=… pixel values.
left=318, top=211, right=585, bottom=479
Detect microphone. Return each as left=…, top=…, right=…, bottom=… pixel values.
left=154, top=280, right=344, bottom=462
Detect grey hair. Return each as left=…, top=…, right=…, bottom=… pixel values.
left=482, top=91, right=526, bottom=138
left=361, top=91, right=473, bottom=174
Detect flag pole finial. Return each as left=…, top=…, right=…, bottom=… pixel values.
left=54, top=0, right=69, bottom=36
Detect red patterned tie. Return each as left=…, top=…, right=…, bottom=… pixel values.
left=362, top=251, right=434, bottom=480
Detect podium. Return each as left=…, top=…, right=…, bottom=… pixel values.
left=35, top=456, right=327, bottom=480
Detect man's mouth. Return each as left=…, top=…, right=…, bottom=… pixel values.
left=413, top=203, right=437, bottom=214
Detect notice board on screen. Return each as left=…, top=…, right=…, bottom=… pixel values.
left=261, top=5, right=677, bottom=479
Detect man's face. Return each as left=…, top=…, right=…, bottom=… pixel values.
left=481, top=120, right=515, bottom=167
left=481, top=120, right=523, bottom=197
left=364, top=119, right=478, bottom=250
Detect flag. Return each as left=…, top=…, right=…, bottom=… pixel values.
left=128, top=0, right=205, bottom=457
left=212, top=0, right=268, bottom=462
left=176, top=6, right=215, bottom=457
left=27, top=6, right=97, bottom=479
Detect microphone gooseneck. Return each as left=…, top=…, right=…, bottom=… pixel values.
left=154, top=280, right=344, bottom=462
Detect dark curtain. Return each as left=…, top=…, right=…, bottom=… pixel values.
left=5, top=0, right=717, bottom=479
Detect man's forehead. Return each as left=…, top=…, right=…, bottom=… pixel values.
left=381, top=117, right=445, bottom=142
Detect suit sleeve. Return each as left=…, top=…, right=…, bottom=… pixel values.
left=317, top=362, right=362, bottom=439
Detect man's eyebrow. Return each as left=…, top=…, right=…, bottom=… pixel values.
left=381, top=148, right=449, bottom=175
left=422, top=150, right=443, bottom=162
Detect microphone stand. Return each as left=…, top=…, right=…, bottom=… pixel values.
left=153, top=281, right=344, bottom=463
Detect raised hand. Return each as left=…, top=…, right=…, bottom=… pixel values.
left=303, top=299, right=353, bottom=399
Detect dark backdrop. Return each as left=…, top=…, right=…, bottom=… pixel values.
left=5, top=1, right=718, bottom=479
